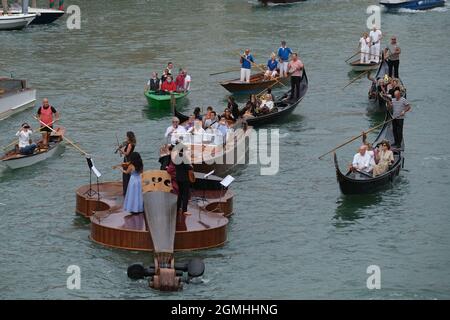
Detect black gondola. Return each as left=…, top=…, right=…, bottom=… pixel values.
left=174, top=70, right=308, bottom=127
left=334, top=110, right=404, bottom=195
left=368, top=56, right=406, bottom=112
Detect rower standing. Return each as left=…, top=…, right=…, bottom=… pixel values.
left=36, top=98, right=59, bottom=147
left=388, top=90, right=411, bottom=148
left=369, top=26, right=382, bottom=63
left=277, top=41, right=293, bottom=78
left=384, top=36, right=401, bottom=78
left=287, top=53, right=304, bottom=100
left=240, top=49, right=254, bottom=83
left=359, top=32, right=371, bottom=64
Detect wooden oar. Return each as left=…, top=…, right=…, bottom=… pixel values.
left=209, top=68, right=240, bottom=76
left=235, top=51, right=288, bottom=89
left=318, top=117, right=397, bottom=160
left=33, top=115, right=89, bottom=156
left=345, top=51, right=362, bottom=63
left=343, top=70, right=371, bottom=89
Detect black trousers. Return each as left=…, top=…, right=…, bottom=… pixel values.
left=177, top=180, right=190, bottom=213
left=388, top=59, right=400, bottom=78
left=122, top=172, right=130, bottom=196
left=392, top=119, right=404, bottom=147
left=290, top=76, right=302, bottom=100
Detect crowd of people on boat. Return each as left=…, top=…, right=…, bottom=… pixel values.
left=145, top=62, right=191, bottom=94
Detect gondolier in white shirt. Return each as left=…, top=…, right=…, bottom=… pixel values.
left=369, top=26, right=382, bottom=63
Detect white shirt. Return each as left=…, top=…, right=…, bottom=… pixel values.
left=16, top=130, right=33, bottom=148
left=184, top=74, right=191, bottom=91
left=370, top=30, right=382, bottom=44
left=165, top=125, right=186, bottom=144
left=352, top=152, right=373, bottom=172
left=360, top=37, right=369, bottom=50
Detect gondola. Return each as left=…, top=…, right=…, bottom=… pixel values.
left=368, top=55, right=406, bottom=112
left=219, top=72, right=290, bottom=95
left=175, top=70, right=308, bottom=127
left=334, top=111, right=404, bottom=195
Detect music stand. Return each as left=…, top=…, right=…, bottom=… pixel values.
left=201, top=170, right=215, bottom=204
left=219, top=175, right=234, bottom=212
left=84, top=157, right=102, bottom=201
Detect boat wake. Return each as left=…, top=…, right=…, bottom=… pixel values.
left=397, top=4, right=448, bottom=13
left=247, top=0, right=303, bottom=7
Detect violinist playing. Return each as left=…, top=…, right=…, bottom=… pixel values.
left=118, top=131, right=136, bottom=196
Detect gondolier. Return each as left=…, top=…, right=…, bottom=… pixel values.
left=37, top=98, right=59, bottom=148
left=240, top=49, right=254, bottom=83
left=384, top=36, right=401, bottom=78
left=287, top=53, right=304, bottom=100
left=388, top=90, right=411, bottom=147
left=277, top=41, right=293, bottom=78
left=369, top=26, right=382, bottom=63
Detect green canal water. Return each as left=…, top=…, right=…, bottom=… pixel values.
left=1, top=0, right=449, bottom=299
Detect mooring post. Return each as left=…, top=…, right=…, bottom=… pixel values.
left=58, top=0, right=64, bottom=10
left=49, top=0, right=54, bottom=8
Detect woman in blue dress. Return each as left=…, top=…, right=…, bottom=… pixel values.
left=121, top=152, right=144, bottom=214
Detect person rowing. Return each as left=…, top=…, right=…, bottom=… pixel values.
left=36, top=98, right=59, bottom=148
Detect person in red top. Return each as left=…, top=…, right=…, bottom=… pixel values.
left=37, top=98, right=59, bottom=147
left=161, top=75, right=177, bottom=93
left=175, top=69, right=186, bottom=92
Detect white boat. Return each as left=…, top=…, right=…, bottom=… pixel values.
left=6, top=4, right=64, bottom=24
left=1, top=127, right=65, bottom=169
left=0, top=13, right=35, bottom=30
left=0, top=77, right=36, bottom=121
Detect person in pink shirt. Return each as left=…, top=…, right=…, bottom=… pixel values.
left=287, top=53, right=304, bottom=100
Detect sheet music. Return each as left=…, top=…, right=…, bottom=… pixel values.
left=220, top=175, right=234, bottom=188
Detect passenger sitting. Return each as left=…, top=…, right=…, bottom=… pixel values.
left=241, top=94, right=259, bottom=117
left=204, top=111, right=218, bottom=129
left=145, top=72, right=160, bottom=91
left=217, top=117, right=229, bottom=138
left=175, top=69, right=186, bottom=92
left=221, top=108, right=235, bottom=122
left=259, top=93, right=274, bottom=114
left=161, top=75, right=177, bottom=93
left=264, top=53, right=279, bottom=80
left=187, top=119, right=206, bottom=135
left=193, top=107, right=203, bottom=121
left=184, top=115, right=195, bottom=131
left=373, top=140, right=394, bottom=177
left=202, top=106, right=214, bottom=126
left=16, top=123, right=37, bottom=155
left=388, top=78, right=401, bottom=97
left=351, top=145, right=374, bottom=173
left=160, top=68, right=170, bottom=84
left=227, top=96, right=240, bottom=120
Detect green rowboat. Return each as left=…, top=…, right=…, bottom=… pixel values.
left=144, top=90, right=189, bottom=108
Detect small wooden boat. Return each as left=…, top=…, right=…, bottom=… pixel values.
left=0, top=13, right=35, bottom=30
left=348, top=60, right=380, bottom=72
left=220, top=72, right=290, bottom=95
left=144, top=90, right=189, bottom=108
left=1, top=127, right=65, bottom=169
left=334, top=112, right=404, bottom=195
left=380, top=0, right=446, bottom=11
left=368, top=56, right=407, bottom=112
left=0, top=77, right=36, bottom=120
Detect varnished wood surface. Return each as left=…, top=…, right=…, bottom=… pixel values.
left=76, top=180, right=234, bottom=251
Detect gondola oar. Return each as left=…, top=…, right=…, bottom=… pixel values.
left=33, top=115, right=89, bottom=156
left=318, top=117, right=397, bottom=160
left=345, top=51, right=362, bottom=63
left=345, top=51, right=381, bottom=63
left=343, top=70, right=371, bottom=89
left=209, top=68, right=240, bottom=76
